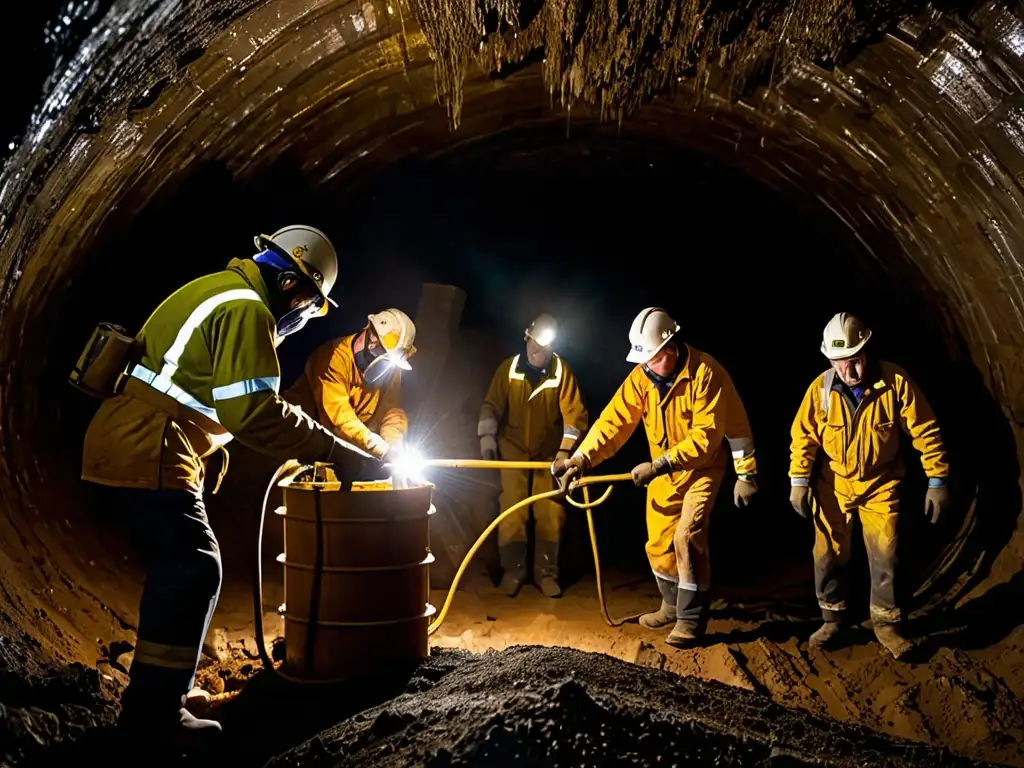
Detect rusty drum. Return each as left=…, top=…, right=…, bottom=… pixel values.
left=276, top=474, right=436, bottom=681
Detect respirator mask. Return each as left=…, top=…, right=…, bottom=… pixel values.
left=254, top=249, right=325, bottom=341
left=355, top=341, right=395, bottom=387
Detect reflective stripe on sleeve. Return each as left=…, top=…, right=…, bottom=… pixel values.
left=212, top=376, right=280, bottom=401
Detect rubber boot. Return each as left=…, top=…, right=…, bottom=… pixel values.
left=498, top=542, right=528, bottom=597
left=874, top=623, right=913, bottom=661
left=639, top=578, right=677, bottom=629
left=534, top=538, right=562, bottom=598
left=808, top=621, right=847, bottom=651
left=665, top=587, right=708, bottom=649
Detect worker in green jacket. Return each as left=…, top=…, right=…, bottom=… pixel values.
left=80, top=225, right=367, bottom=748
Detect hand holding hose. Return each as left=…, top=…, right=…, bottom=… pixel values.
left=552, top=451, right=588, bottom=493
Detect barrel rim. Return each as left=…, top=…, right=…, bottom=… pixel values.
left=276, top=552, right=435, bottom=571
left=281, top=603, right=437, bottom=627
left=280, top=477, right=437, bottom=493
left=276, top=504, right=437, bottom=521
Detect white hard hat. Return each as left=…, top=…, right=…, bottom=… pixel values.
left=368, top=308, right=417, bottom=370
left=255, top=225, right=339, bottom=314
left=525, top=313, right=558, bottom=348
left=627, top=307, right=680, bottom=364
left=821, top=312, right=872, bottom=360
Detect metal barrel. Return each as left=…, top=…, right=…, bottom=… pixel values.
left=276, top=476, right=436, bottom=681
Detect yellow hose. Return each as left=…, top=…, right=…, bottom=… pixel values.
left=255, top=458, right=639, bottom=683
left=423, top=460, right=637, bottom=635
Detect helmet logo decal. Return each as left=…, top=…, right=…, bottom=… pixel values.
left=832, top=340, right=845, bottom=347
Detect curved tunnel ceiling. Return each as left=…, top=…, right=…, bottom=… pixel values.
left=2, top=0, right=1024, bottom=665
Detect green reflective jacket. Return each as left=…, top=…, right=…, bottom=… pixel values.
left=82, top=258, right=336, bottom=492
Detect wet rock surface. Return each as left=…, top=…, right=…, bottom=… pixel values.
left=263, top=646, right=992, bottom=768
left=0, top=630, right=119, bottom=766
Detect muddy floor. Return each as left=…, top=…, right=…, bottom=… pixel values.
left=4, top=568, right=1024, bottom=766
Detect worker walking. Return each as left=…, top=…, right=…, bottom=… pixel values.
left=478, top=314, right=588, bottom=598
left=79, top=226, right=366, bottom=746
left=554, top=308, right=758, bottom=648
left=285, top=308, right=416, bottom=480
left=789, top=312, right=950, bottom=660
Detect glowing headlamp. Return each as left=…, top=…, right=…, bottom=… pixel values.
left=533, top=328, right=556, bottom=347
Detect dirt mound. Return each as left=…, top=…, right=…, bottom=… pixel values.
left=265, top=646, right=993, bottom=767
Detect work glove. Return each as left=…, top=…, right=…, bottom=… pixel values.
left=924, top=485, right=950, bottom=525
left=550, top=450, right=571, bottom=477
left=790, top=485, right=812, bottom=519
left=366, top=432, right=390, bottom=460
left=631, top=455, right=672, bottom=488
left=480, top=435, right=498, bottom=461
left=554, top=452, right=588, bottom=492
left=734, top=476, right=758, bottom=508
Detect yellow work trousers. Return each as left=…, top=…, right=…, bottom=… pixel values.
left=645, top=468, right=725, bottom=589
left=812, top=478, right=901, bottom=626
left=497, top=468, right=565, bottom=546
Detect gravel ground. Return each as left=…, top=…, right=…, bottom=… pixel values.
left=263, top=645, right=995, bottom=768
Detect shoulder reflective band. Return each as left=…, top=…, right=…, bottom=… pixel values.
left=821, top=368, right=836, bottom=418
left=135, top=288, right=265, bottom=422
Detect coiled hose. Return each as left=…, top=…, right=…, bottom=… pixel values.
left=253, top=459, right=637, bottom=684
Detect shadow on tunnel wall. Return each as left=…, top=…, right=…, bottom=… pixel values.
left=44, top=125, right=1024, bottom=646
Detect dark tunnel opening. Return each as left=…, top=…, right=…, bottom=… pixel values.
left=43, top=123, right=1019, bottom=638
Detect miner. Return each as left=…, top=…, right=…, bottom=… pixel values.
left=478, top=313, right=589, bottom=598
left=788, top=312, right=950, bottom=660
left=285, top=308, right=416, bottom=480
left=554, top=307, right=758, bottom=648
left=80, top=226, right=365, bottom=745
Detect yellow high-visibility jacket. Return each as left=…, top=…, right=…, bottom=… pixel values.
left=285, top=334, right=407, bottom=458
left=577, top=344, right=757, bottom=479
left=790, top=360, right=948, bottom=496
left=81, top=258, right=338, bottom=493
left=479, top=353, right=588, bottom=460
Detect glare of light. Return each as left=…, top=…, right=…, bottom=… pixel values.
left=534, top=328, right=555, bottom=347
left=391, top=446, right=427, bottom=485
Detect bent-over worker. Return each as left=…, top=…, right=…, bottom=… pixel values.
left=81, top=226, right=364, bottom=745
left=285, top=308, right=416, bottom=480
left=479, top=313, right=588, bottom=598
left=789, top=312, right=950, bottom=660
left=554, top=307, right=758, bottom=648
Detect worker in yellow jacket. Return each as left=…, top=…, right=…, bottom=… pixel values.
left=789, top=312, right=950, bottom=660
left=555, top=307, right=758, bottom=648
left=80, top=226, right=367, bottom=745
left=479, top=314, right=588, bottom=598
left=285, top=308, right=416, bottom=479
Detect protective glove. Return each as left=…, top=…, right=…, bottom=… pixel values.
left=631, top=455, right=672, bottom=488
left=366, top=432, right=390, bottom=460
left=550, top=450, right=571, bottom=477
left=734, top=476, right=758, bottom=508
left=480, top=435, right=498, bottom=461
left=790, top=485, right=812, bottom=519
left=554, top=452, right=588, bottom=492
left=924, top=485, right=950, bottom=525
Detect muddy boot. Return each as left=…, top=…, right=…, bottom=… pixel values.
left=498, top=542, right=528, bottom=597
left=665, top=587, right=708, bottom=649
left=639, top=577, right=677, bottom=629
left=808, top=621, right=847, bottom=651
left=534, top=539, right=562, bottom=598
left=874, top=623, right=913, bottom=660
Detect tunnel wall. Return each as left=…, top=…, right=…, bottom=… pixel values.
left=0, top=0, right=1023, bottom=665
